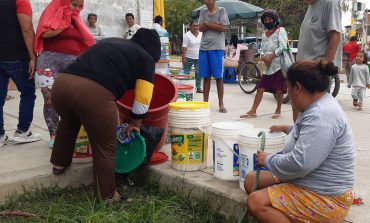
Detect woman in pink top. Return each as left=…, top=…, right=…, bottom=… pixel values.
left=224, top=35, right=248, bottom=68
left=34, top=0, right=94, bottom=149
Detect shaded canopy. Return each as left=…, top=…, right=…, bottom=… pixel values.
left=191, top=0, right=264, bottom=20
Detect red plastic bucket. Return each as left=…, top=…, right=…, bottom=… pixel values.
left=117, top=74, right=178, bottom=164
left=177, top=84, right=194, bottom=102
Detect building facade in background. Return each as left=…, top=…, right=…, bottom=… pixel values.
left=30, top=0, right=153, bottom=38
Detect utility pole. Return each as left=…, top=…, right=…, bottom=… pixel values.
left=351, top=0, right=357, bottom=40
left=364, top=9, right=368, bottom=50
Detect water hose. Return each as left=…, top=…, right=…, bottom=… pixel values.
left=238, top=130, right=266, bottom=223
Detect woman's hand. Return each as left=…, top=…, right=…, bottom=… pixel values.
left=270, top=125, right=289, bottom=134
left=125, top=119, right=141, bottom=137
left=256, top=150, right=270, bottom=167
left=262, top=54, right=276, bottom=67
left=270, top=125, right=282, bottom=133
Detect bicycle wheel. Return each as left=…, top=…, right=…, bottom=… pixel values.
left=238, top=61, right=261, bottom=94
left=331, top=74, right=340, bottom=97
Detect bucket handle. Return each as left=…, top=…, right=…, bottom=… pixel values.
left=198, top=125, right=240, bottom=158
left=238, top=130, right=266, bottom=223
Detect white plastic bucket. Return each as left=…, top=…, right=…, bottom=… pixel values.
left=177, top=84, right=194, bottom=102
left=168, top=110, right=210, bottom=129
left=238, top=128, right=286, bottom=191
left=171, top=127, right=207, bottom=171
left=155, top=62, right=169, bottom=75
left=175, top=75, right=196, bottom=94
left=160, top=37, right=170, bottom=60
left=211, top=122, right=254, bottom=181
left=169, top=102, right=210, bottom=172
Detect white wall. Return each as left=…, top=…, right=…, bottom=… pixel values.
left=30, top=0, right=153, bottom=37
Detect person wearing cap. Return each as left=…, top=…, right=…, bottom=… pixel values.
left=49, top=28, right=161, bottom=202
left=240, top=10, right=288, bottom=119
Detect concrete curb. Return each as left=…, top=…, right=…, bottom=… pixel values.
left=145, top=162, right=246, bottom=219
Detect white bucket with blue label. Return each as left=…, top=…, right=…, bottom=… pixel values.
left=211, top=122, right=254, bottom=181
left=238, top=128, right=286, bottom=191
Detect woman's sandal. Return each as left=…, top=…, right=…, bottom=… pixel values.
left=52, top=166, right=67, bottom=175
left=5, top=95, right=14, bottom=101
left=219, top=107, right=227, bottom=113
left=240, top=113, right=257, bottom=119
left=272, top=113, right=281, bottom=119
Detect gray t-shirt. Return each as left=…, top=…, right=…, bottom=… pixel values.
left=265, top=94, right=355, bottom=196
left=349, top=63, right=370, bottom=88
left=297, top=0, right=342, bottom=67
left=198, top=7, right=229, bottom=50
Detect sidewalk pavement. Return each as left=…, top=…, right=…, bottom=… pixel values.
left=1, top=82, right=369, bottom=222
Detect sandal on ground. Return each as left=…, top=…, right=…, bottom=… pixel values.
left=272, top=113, right=281, bottom=119
left=196, top=89, right=203, bottom=93
left=52, top=166, right=67, bottom=175
left=219, top=107, right=227, bottom=113
left=240, top=113, right=257, bottom=119
left=353, top=100, right=358, bottom=107
left=5, top=95, right=14, bottom=101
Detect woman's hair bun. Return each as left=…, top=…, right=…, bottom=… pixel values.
left=318, top=60, right=338, bottom=77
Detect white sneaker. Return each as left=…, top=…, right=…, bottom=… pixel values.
left=0, top=135, right=10, bottom=147
left=13, top=129, right=42, bottom=143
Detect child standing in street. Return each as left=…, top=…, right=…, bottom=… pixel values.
left=347, top=51, right=370, bottom=111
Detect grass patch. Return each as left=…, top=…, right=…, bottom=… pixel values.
left=0, top=179, right=233, bottom=223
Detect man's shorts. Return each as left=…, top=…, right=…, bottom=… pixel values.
left=199, top=50, right=224, bottom=79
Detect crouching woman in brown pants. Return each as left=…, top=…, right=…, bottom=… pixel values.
left=50, top=28, right=161, bottom=201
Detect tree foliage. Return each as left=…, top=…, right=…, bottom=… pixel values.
left=242, top=0, right=307, bottom=39
left=195, top=0, right=349, bottom=39
left=165, top=0, right=202, bottom=53
left=164, top=0, right=349, bottom=52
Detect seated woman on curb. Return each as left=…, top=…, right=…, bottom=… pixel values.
left=244, top=60, right=355, bottom=223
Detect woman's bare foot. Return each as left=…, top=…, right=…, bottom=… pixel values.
left=272, top=113, right=281, bottom=119
left=240, top=111, right=257, bottom=119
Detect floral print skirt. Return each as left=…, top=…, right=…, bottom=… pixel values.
left=268, top=183, right=354, bottom=223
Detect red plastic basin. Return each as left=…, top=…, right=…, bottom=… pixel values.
left=117, top=74, right=178, bottom=164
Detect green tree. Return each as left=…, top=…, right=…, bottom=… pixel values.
left=195, top=0, right=349, bottom=39
left=244, top=0, right=307, bottom=39
left=164, top=0, right=202, bottom=54
left=165, top=0, right=202, bottom=54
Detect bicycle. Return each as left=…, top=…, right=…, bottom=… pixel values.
left=237, top=43, right=262, bottom=94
